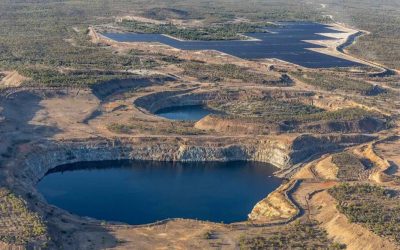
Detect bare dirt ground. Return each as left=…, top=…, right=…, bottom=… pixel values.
left=375, top=136, right=400, bottom=176
left=305, top=23, right=375, bottom=66
left=0, top=71, right=29, bottom=87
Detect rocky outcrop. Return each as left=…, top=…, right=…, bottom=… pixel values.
left=290, top=134, right=376, bottom=163
left=14, top=133, right=376, bottom=190
left=249, top=180, right=299, bottom=222
left=353, top=143, right=394, bottom=184
left=19, top=138, right=289, bottom=187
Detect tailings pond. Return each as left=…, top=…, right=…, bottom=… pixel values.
left=103, top=22, right=363, bottom=68
left=154, top=105, right=217, bottom=121
left=37, top=160, right=281, bottom=224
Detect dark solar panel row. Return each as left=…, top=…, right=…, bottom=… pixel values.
left=103, top=22, right=363, bottom=68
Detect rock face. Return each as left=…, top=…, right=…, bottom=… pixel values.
left=248, top=180, right=299, bottom=222
left=134, top=89, right=216, bottom=113
left=20, top=138, right=289, bottom=186
left=16, top=134, right=376, bottom=189
left=289, top=134, right=375, bottom=162
left=90, top=76, right=174, bottom=101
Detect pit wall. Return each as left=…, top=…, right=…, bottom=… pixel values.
left=19, top=134, right=376, bottom=188
left=21, top=139, right=287, bottom=186
left=133, top=88, right=315, bottom=114
left=134, top=89, right=216, bottom=113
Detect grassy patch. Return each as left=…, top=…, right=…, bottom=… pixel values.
left=329, top=183, right=400, bottom=243
left=107, top=123, right=135, bottom=134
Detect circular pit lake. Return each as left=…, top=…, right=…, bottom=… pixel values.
left=37, top=160, right=281, bottom=224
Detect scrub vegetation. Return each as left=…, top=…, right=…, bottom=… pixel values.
left=0, top=189, right=47, bottom=246
left=318, top=0, right=400, bottom=69
left=331, top=152, right=368, bottom=180
left=19, top=68, right=141, bottom=87
left=211, top=97, right=384, bottom=124
left=0, top=0, right=398, bottom=87
left=291, top=71, right=385, bottom=95
left=329, top=184, right=400, bottom=244
left=238, top=221, right=345, bottom=249
left=182, top=62, right=290, bottom=85
left=209, top=100, right=323, bottom=120
left=107, top=121, right=206, bottom=135
left=118, top=20, right=274, bottom=41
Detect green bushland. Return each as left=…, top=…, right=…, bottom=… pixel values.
left=317, top=0, right=400, bottom=69
left=0, top=2, right=160, bottom=87
left=331, top=152, right=366, bottom=180
left=0, top=0, right=329, bottom=87
left=210, top=95, right=384, bottom=123
left=0, top=0, right=398, bottom=88
left=239, top=221, right=345, bottom=249
left=329, top=183, right=400, bottom=243
left=118, top=20, right=274, bottom=40
left=182, top=62, right=289, bottom=85
left=0, top=189, right=47, bottom=246
left=299, top=108, right=385, bottom=122
left=19, top=68, right=142, bottom=87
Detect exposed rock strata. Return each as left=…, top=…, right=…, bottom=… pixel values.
left=13, top=134, right=376, bottom=190
left=248, top=180, right=299, bottom=222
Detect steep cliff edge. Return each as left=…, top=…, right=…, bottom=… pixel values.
left=10, top=133, right=376, bottom=192
left=248, top=180, right=299, bottom=222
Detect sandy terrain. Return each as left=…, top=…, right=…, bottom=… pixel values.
left=0, top=71, right=29, bottom=87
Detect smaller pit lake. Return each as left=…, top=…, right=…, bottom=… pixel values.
left=155, top=105, right=216, bottom=121
left=37, top=160, right=281, bottom=224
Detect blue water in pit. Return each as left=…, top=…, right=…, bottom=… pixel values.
left=155, top=105, right=216, bottom=121
left=103, top=22, right=363, bottom=68
left=37, top=160, right=281, bottom=224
